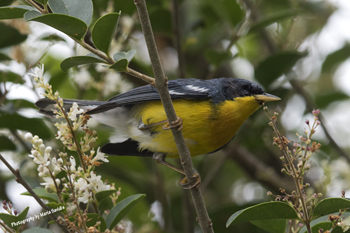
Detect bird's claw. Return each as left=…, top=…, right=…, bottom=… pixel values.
left=179, top=173, right=201, bottom=189
left=162, top=116, right=183, bottom=132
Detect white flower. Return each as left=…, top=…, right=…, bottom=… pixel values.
left=69, top=156, right=76, bottom=172
left=75, top=178, right=91, bottom=203
left=28, top=63, right=44, bottom=78
left=93, top=147, right=109, bottom=163
left=40, top=177, right=59, bottom=192
left=51, top=157, right=62, bottom=175
left=68, top=102, right=84, bottom=121
left=87, top=171, right=110, bottom=193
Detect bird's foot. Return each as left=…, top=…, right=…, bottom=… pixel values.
left=162, top=116, right=183, bottom=131
left=179, top=173, right=201, bottom=189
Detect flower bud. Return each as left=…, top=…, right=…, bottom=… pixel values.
left=45, top=146, right=52, bottom=154
left=24, top=133, right=33, bottom=141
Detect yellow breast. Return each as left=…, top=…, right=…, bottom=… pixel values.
left=131, top=96, right=260, bottom=158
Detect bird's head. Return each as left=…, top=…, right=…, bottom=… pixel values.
left=225, top=78, right=280, bottom=105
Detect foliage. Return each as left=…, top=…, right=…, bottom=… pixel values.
left=0, top=0, right=349, bottom=232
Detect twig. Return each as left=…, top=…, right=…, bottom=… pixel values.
left=126, top=67, right=155, bottom=85
left=170, top=0, right=186, bottom=80
left=226, top=145, right=294, bottom=193
left=242, top=0, right=350, bottom=166
left=0, top=154, right=68, bottom=233
left=133, top=0, right=214, bottom=232
left=25, top=0, right=47, bottom=14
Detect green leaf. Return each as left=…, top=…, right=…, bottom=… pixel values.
left=313, top=198, right=350, bottom=219
left=0, top=5, right=34, bottom=20
left=60, top=54, right=106, bottom=72
left=109, top=59, right=128, bottom=72
left=0, top=70, right=24, bottom=84
left=92, top=12, right=120, bottom=55
left=46, top=202, right=66, bottom=214
left=48, top=0, right=68, bottom=15
left=0, top=136, right=16, bottom=151
left=106, top=194, right=146, bottom=230
left=321, top=44, right=350, bottom=73
left=250, top=10, right=300, bottom=32
left=24, top=10, right=42, bottom=21
left=301, top=221, right=350, bottom=233
left=0, top=206, right=29, bottom=231
left=27, top=14, right=88, bottom=40
left=86, top=213, right=107, bottom=231
left=22, top=228, right=53, bottom=233
left=110, top=50, right=136, bottom=72
left=0, top=0, right=14, bottom=7
left=114, top=50, right=136, bottom=62
left=226, top=202, right=299, bottom=228
left=48, top=0, right=93, bottom=26
left=0, top=53, right=11, bottom=61
left=0, top=23, right=27, bottom=48
left=98, top=196, right=114, bottom=215
left=205, top=49, right=232, bottom=66
left=251, top=219, right=287, bottom=233
left=0, top=113, right=52, bottom=139
left=255, top=51, right=307, bottom=88
left=95, top=189, right=116, bottom=203
left=210, top=0, right=245, bottom=26
left=21, top=188, right=59, bottom=203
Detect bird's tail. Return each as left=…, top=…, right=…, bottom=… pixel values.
left=35, top=98, right=105, bottom=117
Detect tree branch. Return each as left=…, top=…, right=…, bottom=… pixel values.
left=0, top=154, right=68, bottom=233
left=133, top=0, right=214, bottom=232
left=242, top=0, right=350, bottom=162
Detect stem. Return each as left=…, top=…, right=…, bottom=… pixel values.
left=48, top=169, right=64, bottom=203
left=0, top=220, right=15, bottom=233
left=133, top=0, right=214, bottom=232
left=0, top=154, right=68, bottom=233
left=66, top=167, right=88, bottom=233
left=170, top=0, right=186, bottom=80
left=25, top=0, right=47, bottom=14
left=267, top=112, right=311, bottom=233
left=55, top=100, right=87, bottom=173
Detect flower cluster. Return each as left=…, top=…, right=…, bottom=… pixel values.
left=26, top=64, right=115, bottom=230
left=265, top=108, right=323, bottom=233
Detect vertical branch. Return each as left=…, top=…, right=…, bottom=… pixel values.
left=133, top=0, right=214, bottom=232
left=171, top=0, right=186, bottom=80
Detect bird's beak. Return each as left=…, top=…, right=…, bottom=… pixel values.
left=254, top=93, right=281, bottom=102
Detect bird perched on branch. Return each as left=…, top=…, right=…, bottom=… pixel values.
left=36, top=77, right=279, bottom=178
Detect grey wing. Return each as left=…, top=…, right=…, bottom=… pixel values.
left=86, top=78, right=216, bottom=115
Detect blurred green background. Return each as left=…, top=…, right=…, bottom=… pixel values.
left=1, top=0, right=350, bottom=232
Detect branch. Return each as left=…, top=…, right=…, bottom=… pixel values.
left=242, top=0, right=350, bottom=163
left=133, top=0, right=214, bottom=232
left=170, top=0, right=186, bottom=80
left=227, top=145, right=294, bottom=193
left=25, top=0, right=47, bottom=14
left=0, top=154, right=68, bottom=233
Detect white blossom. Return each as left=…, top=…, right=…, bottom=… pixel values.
left=92, top=147, right=109, bottom=163
left=68, top=102, right=84, bottom=121
left=40, top=177, right=59, bottom=192
left=87, top=172, right=110, bottom=193
left=28, top=63, right=44, bottom=79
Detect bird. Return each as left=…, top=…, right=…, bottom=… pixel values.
left=35, top=77, right=280, bottom=179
